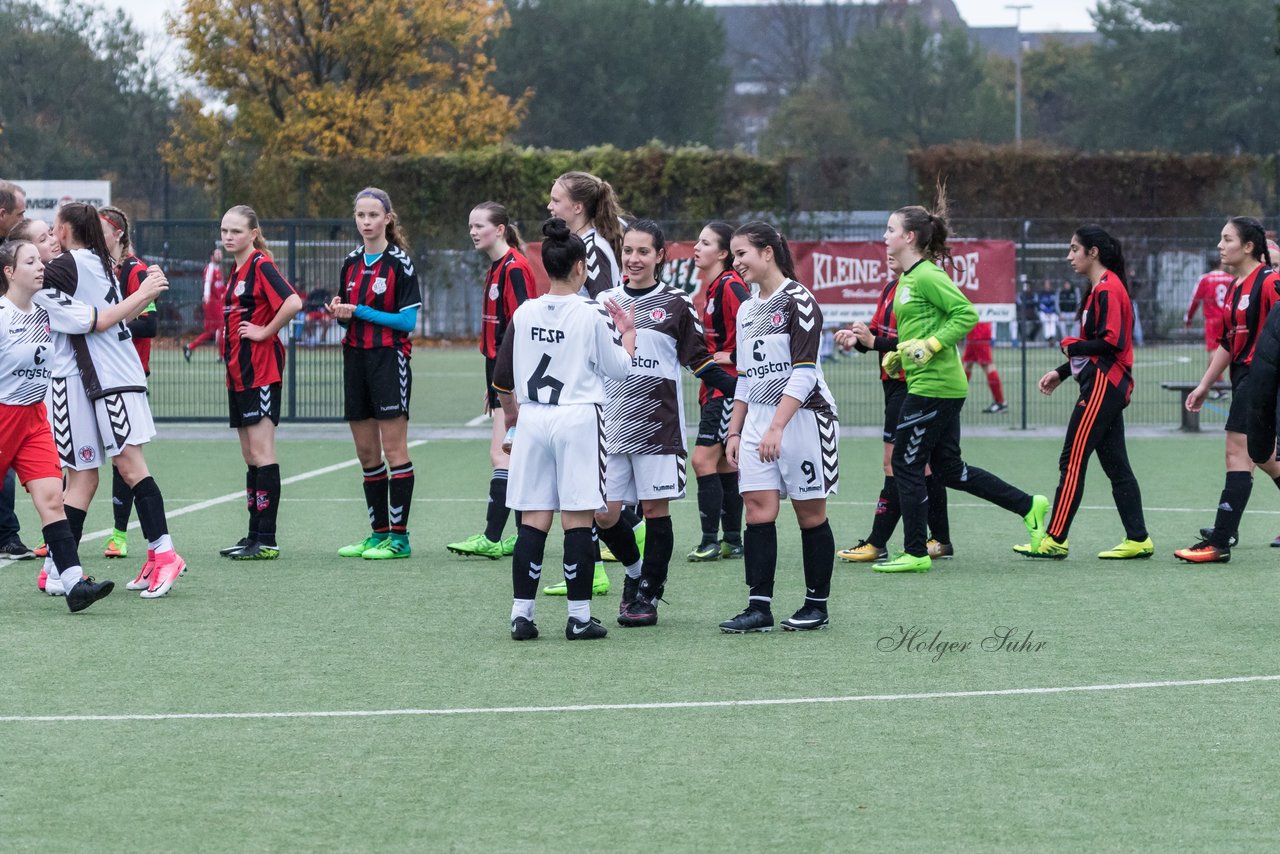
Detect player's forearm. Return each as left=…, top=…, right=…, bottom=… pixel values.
left=727, top=398, right=748, bottom=437
left=769, top=393, right=803, bottom=432
left=1199, top=347, right=1232, bottom=387
left=262, top=295, right=304, bottom=338
left=497, top=391, right=518, bottom=428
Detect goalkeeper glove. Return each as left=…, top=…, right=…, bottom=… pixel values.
left=898, top=336, right=943, bottom=367
left=881, top=348, right=903, bottom=375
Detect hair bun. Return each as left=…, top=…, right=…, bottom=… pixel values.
left=542, top=217, right=572, bottom=242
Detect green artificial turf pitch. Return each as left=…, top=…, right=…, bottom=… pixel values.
left=4, top=431, right=1280, bottom=851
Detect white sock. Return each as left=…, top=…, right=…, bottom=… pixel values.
left=60, top=565, right=84, bottom=590
left=567, top=599, right=591, bottom=622
left=44, top=555, right=59, bottom=580
left=511, top=599, right=535, bottom=621
left=624, top=560, right=642, bottom=579
left=149, top=534, right=174, bottom=554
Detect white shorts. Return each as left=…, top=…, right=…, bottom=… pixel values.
left=737, top=404, right=839, bottom=501
left=507, top=402, right=606, bottom=513
left=604, top=452, right=687, bottom=504
left=47, top=378, right=155, bottom=471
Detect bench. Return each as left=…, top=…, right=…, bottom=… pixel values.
left=1161, top=381, right=1231, bottom=432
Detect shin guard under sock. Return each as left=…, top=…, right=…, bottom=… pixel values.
left=563, top=527, right=596, bottom=602
left=1211, top=471, right=1253, bottom=548
left=362, top=464, right=389, bottom=533
left=744, top=522, right=777, bottom=610
left=867, top=475, right=901, bottom=548
left=64, top=505, right=87, bottom=547
left=131, top=476, right=169, bottom=542
left=639, top=515, right=673, bottom=593
left=255, top=463, right=281, bottom=546
left=696, top=474, right=723, bottom=544
left=597, top=519, right=641, bottom=568
left=484, top=469, right=511, bottom=542
left=719, top=472, right=743, bottom=543
left=388, top=463, right=414, bottom=535
left=800, top=519, right=835, bottom=611
left=43, top=519, right=81, bottom=577
left=111, top=466, right=133, bottom=532
left=245, top=465, right=260, bottom=538
left=512, top=524, right=548, bottom=601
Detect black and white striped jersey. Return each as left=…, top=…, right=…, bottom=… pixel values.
left=735, top=280, right=837, bottom=417
left=0, top=292, right=96, bottom=405
left=579, top=228, right=621, bottom=299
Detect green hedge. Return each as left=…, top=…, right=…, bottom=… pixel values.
left=221, top=145, right=786, bottom=243
left=908, top=144, right=1269, bottom=219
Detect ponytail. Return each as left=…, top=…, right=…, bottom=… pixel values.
left=99, top=205, right=133, bottom=263
left=704, top=221, right=736, bottom=272
left=733, top=221, right=797, bottom=281
left=224, top=205, right=271, bottom=258
left=555, top=171, right=626, bottom=261
left=1073, top=225, right=1128, bottom=289
left=1228, top=216, right=1271, bottom=267
left=55, top=202, right=117, bottom=286
left=473, top=201, right=524, bottom=252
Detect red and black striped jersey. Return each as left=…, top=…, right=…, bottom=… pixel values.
left=480, top=247, right=533, bottom=359
left=699, top=269, right=751, bottom=403
left=118, top=255, right=153, bottom=374
left=862, top=278, right=904, bottom=382
left=1069, top=271, right=1134, bottom=400
left=339, top=245, right=421, bottom=356
left=1221, top=265, right=1280, bottom=369
left=223, top=250, right=298, bottom=391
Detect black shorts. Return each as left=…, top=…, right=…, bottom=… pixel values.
left=485, top=357, right=500, bottom=410
left=344, top=347, right=411, bottom=421
left=1226, top=366, right=1250, bottom=433
left=696, top=396, right=733, bottom=446
left=228, top=382, right=282, bottom=428
left=882, top=379, right=908, bottom=442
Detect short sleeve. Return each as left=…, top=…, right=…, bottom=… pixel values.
left=394, top=254, right=421, bottom=312
left=258, top=259, right=296, bottom=311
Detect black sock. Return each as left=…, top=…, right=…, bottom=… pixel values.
left=563, top=526, right=596, bottom=602
left=64, top=505, right=87, bottom=547
left=511, top=524, right=548, bottom=601
left=619, top=505, right=643, bottom=532
left=800, top=519, right=835, bottom=612
left=388, top=462, right=414, bottom=535
left=111, top=466, right=133, bottom=531
left=867, top=475, right=901, bottom=548
left=43, top=519, right=81, bottom=576
left=484, top=469, right=511, bottom=542
left=719, top=472, right=743, bottom=543
left=926, top=472, right=950, bottom=544
left=639, top=515, right=673, bottom=595
left=1211, top=471, right=1253, bottom=548
left=597, top=519, right=641, bottom=567
left=245, top=465, right=260, bottom=539
left=744, top=521, right=776, bottom=611
left=696, top=474, right=723, bottom=544
left=363, top=464, right=389, bottom=534
left=255, top=463, right=281, bottom=546
left=132, top=476, right=169, bottom=541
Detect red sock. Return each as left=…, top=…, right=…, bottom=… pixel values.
left=988, top=370, right=1005, bottom=405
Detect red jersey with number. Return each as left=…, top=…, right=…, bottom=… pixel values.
left=119, top=255, right=153, bottom=374
left=1187, top=270, right=1232, bottom=324
left=699, top=269, right=751, bottom=403
left=339, top=245, right=421, bottom=356
left=1221, top=265, right=1280, bottom=369
left=223, top=251, right=298, bottom=391
left=480, top=247, right=533, bottom=359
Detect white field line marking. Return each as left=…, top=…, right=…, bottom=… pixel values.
left=464, top=414, right=492, bottom=427
left=4, top=674, right=1278, bottom=724
left=84, top=440, right=428, bottom=542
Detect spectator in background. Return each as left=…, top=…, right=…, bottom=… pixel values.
left=1186, top=256, right=1232, bottom=352
left=1057, top=280, right=1079, bottom=332
left=1037, top=279, right=1060, bottom=344
left=0, top=179, right=33, bottom=559
left=0, top=180, right=27, bottom=235
left=184, top=246, right=227, bottom=362
left=1018, top=282, right=1039, bottom=341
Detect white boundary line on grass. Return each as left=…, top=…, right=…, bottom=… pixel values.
left=4, top=674, right=1279, bottom=724
left=82, top=440, right=429, bottom=543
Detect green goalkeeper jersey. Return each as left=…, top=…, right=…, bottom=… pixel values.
left=893, top=258, right=978, bottom=399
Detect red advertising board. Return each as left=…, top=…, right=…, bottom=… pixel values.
left=524, top=239, right=1018, bottom=324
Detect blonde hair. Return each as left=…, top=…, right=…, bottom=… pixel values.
left=555, top=171, right=624, bottom=261
left=225, top=205, right=271, bottom=257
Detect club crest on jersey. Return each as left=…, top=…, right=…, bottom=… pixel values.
left=770, top=311, right=784, bottom=327
left=234, top=281, right=245, bottom=297
left=78, top=445, right=96, bottom=464
left=899, top=286, right=911, bottom=303
left=1239, top=293, right=1250, bottom=311
left=650, top=307, right=667, bottom=322
left=489, top=284, right=499, bottom=301
left=706, top=298, right=715, bottom=316
left=372, top=277, right=388, bottom=295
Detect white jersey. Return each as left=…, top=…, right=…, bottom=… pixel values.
left=0, top=292, right=96, bottom=405
left=736, top=279, right=837, bottom=417
left=579, top=228, right=621, bottom=299
left=492, top=293, right=631, bottom=407
left=42, top=248, right=147, bottom=398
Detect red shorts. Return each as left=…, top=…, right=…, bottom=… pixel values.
left=1204, top=317, right=1224, bottom=351
left=963, top=342, right=993, bottom=366
left=0, top=403, right=62, bottom=485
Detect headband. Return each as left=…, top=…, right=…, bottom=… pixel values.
left=356, top=190, right=390, bottom=213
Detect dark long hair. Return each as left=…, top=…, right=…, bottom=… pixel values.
left=1073, top=225, right=1127, bottom=290
left=623, top=219, right=666, bottom=280
left=0, top=239, right=33, bottom=295
left=55, top=202, right=116, bottom=286
left=732, top=221, right=796, bottom=280
left=703, top=221, right=735, bottom=273
left=1227, top=216, right=1272, bottom=267
left=894, top=188, right=951, bottom=265
left=354, top=187, right=409, bottom=251
left=473, top=201, right=523, bottom=251
left=541, top=217, right=586, bottom=281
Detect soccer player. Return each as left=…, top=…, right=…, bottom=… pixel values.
left=216, top=206, right=303, bottom=560
left=589, top=220, right=735, bottom=628
left=447, top=202, right=534, bottom=560
left=98, top=206, right=159, bottom=560
left=1015, top=226, right=1151, bottom=560
left=546, top=171, right=623, bottom=298
left=7, top=218, right=60, bottom=261
left=327, top=188, right=421, bottom=560
left=491, top=218, right=636, bottom=641
left=1176, top=217, right=1280, bottom=563
left=184, top=248, right=226, bottom=362
left=1185, top=258, right=1232, bottom=352
left=0, top=239, right=161, bottom=609
left=834, top=254, right=952, bottom=564
left=42, top=203, right=187, bottom=599
left=1036, top=279, right=1060, bottom=344
left=871, top=201, right=1048, bottom=574
left=963, top=320, right=1007, bottom=413
left=718, top=222, right=839, bottom=634
left=687, top=221, right=751, bottom=562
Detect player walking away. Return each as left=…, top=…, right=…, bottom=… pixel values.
left=42, top=203, right=187, bottom=599
left=872, top=201, right=1049, bottom=574
left=491, top=218, right=636, bottom=641
left=962, top=320, right=1007, bottom=413
left=327, top=188, right=421, bottom=561
left=687, top=221, right=751, bottom=562
left=184, top=248, right=226, bottom=362
left=216, top=206, right=303, bottom=560
left=717, top=222, right=839, bottom=634
left=447, top=202, right=534, bottom=560
left=1186, top=258, right=1232, bottom=352
left=546, top=171, right=623, bottom=299
left=1, top=240, right=161, bottom=609
left=835, top=253, right=952, bottom=564
left=98, top=206, right=158, bottom=560
left=587, top=221, right=735, bottom=628
left=1015, top=227, right=1152, bottom=560
left=1176, top=217, right=1280, bottom=563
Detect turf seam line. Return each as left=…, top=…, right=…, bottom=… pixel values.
left=4, top=674, right=1278, bottom=723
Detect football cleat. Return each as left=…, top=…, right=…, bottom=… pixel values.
left=0, top=538, right=35, bottom=560
left=719, top=540, right=743, bottom=559
left=565, top=616, right=608, bottom=640
left=44, top=572, right=66, bottom=597
left=140, top=550, right=186, bottom=598
left=511, top=617, right=539, bottom=641
left=984, top=402, right=1009, bottom=413
left=873, top=552, right=932, bottom=573
left=1198, top=527, right=1238, bottom=548
left=838, top=539, right=886, bottom=563
left=338, top=534, right=384, bottom=558
left=926, top=539, right=955, bottom=559
left=126, top=550, right=156, bottom=591
left=445, top=533, right=503, bottom=559
left=781, top=605, right=830, bottom=631
left=1023, top=495, right=1050, bottom=550
left=542, top=561, right=610, bottom=596
left=687, top=541, right=721, bottom=562
left=230, top=542, right=279, bottom=560
left=500, top=535, right=516, bottom=556
left=66, top=577, right=114, bottom=613
left=220, top=537, right=253, bottom=557
left=617, top=592, right=658, bottom=627
left=1174, top=540, right=1230, bottom=564
left=103, top=530, right=128, bottom=559
left=619, top=575, right=640, bottom=614
left=719, top=607, right=774, bottom=634
left=1013, top=535, right=1069, bottom=560
left=37, top=565, right=48, bottom=592
left=32, top=542, right=48, bottom=558
left=1098, top=538, right=1155, bottom=560
left=363, top=535, right=411, bottom=560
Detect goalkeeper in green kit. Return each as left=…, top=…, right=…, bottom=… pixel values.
left=874, top=201, right=1049, bottom=573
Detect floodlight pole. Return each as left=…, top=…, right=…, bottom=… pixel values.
left=1006, top=4, right=1032, bottom=148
